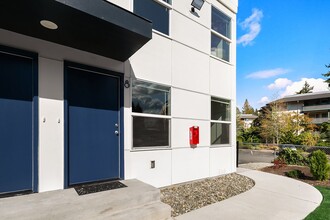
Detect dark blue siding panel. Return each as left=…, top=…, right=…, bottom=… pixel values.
left=0, top=51, right=34, bottom=194
left=67, top=67, right=120, bottom=185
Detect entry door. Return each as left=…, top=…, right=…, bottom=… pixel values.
left=0, top=48, right=36, bottom=194
left=66, top=66, right=120, bottom=185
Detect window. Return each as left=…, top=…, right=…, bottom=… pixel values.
left=211, top=35, right=230, bottom=62
left=211, top=6, right=231, bottom=62
left=212, top=7, right=231, bottom=38
left=132, top=80, right=171, bottom=148
left=134, top=0, right=171, bottom=35
left=132, top=80, right=170, bottom=115
left=211, top=97, right=231, bottom=145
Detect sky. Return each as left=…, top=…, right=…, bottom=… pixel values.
left=236, top=0, right=330, bottom=110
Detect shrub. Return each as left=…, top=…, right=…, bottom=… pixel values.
left=285, top=170, right=305, bottom=179
left=308, top=150, right=330, bottom=181
left=278, top=148, right=308, bottom=166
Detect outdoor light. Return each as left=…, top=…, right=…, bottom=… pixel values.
left=40, top=20, right=58, bottom=30
left=191, top=0, right=205, bottom=12
left=124, top=80, right=130, bottom=88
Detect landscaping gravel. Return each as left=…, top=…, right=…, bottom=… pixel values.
left=160, top=173, right=254, bottom=217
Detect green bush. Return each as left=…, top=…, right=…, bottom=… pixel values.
left=308, top=150, right=330, bottom=181
left=278, top=148, right=308, bottom=166
left=285, top=170, right=305, bottom=179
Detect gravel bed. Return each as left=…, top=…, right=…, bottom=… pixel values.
left=160, top=173, right=254, bottom=217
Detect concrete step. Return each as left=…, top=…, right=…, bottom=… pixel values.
left=0, top=179, right=171, bottom=220
left=107, top=201, right=172, bottom=220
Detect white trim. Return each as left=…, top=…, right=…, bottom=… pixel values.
left=132, top=112, right=171, bottom=119
left=153, top=0, right=172, bottom=9
left=210, top=120, right=231, bottom=124
left=211, top=29, right=232, bottom=43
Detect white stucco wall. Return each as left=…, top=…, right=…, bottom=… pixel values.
left=0, top=0, right=237, bottom=192
left=125, top=0, right=237, bottom=187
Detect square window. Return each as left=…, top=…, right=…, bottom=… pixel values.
left=132, top=80, right=170, bottom=115
left=211, top=34, right=230, bottom=62
left=133, top=116, right=170, bottom=147
left=211, top=98, right=231, bottom=121
left=134, top=0, right=170, bottom=35
left=211, top=123, right=230, bottom=145
left=212, top=7, right=231, bottom=39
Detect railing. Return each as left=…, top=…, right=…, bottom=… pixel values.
left=237, top=143, right=330, bottom=165
left=302, top=104, right=330, bottom=112
left=311, top=118, right=329, bottom=124
left=240, top=142, right=330, bottom=155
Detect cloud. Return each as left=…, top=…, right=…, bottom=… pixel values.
left=258, top=96, right=270, bottom=105
left=267, top=78, right=293, bottom=90
left=246, top=68, right=291, bottom=79
left=280, top=78, right=329, bottom=97
left=237, top=8, right=263, bottom=46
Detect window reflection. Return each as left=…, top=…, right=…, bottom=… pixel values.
left=212, top=7, right=231, bottom=39
left=211, top=98, right=230, bottom=121
left=133, top=116, right=169, bottom=147
left=132, top=80, right=170, bottom=115
left=211, top=123, right=230, bottom=145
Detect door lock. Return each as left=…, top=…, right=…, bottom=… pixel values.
left=115, top=131, right=119, bottom=135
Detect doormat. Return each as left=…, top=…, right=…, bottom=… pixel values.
left=74, top=181, right=127, bottom=196
left=0, top=190, right=32, bottom=199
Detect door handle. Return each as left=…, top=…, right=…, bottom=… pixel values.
left=115, top=131, right=119, bottom=135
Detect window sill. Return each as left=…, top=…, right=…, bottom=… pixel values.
left=131, top=146, right=171, bottom=152
left=152, top=29, right=172, bottom=40
left=210, top=144, right=232, bottom=148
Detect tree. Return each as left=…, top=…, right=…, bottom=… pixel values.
left=296, top=81, right=314, bottom=94
left=259, top=99, right=316, bottom=144
left=259, top=101, right=283, bottom=144
left=242, top=99, right=255, bottom=114
left=322, top=64, right=330, bottom=84
left=236, top=107, right=245, bottom=143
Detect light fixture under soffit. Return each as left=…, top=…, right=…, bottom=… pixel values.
left=40, top=20, right=58, bottom=30
left=191, top=0, right=205, bottom=12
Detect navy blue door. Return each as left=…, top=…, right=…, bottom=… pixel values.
left=0, top=49, right=37, bottom=194
left=66, top=66, right=120, bottom=185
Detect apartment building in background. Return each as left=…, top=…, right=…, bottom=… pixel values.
left=0, top=0, right=237, bottom=195
left=267, top=91, right=330, bottom=125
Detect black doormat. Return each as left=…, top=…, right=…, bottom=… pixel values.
left=0, top=190, right=32, bottom=199
left=74, top=181, right=127, bottom=196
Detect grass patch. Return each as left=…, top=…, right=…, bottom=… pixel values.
left=305, top=186, right=330, bottom=220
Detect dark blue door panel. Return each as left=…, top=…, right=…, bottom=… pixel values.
left=0, top=51, right=34, bottom=194
left=67, top=67, right=119, bottom=185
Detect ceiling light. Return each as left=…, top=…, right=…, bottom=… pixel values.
left=40, top=20, right=58, bottom=30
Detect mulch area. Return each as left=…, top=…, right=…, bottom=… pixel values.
left=260, top=165, right=330, bottom=187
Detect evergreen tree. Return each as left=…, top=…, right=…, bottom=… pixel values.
left=242, top=99, right=255, bottom=114
left=322, top=64, right=330, bottom=84
left=296, top=81, right=314, bottom=94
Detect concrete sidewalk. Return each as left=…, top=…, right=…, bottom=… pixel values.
left=176, top=168, right=322, bottom=220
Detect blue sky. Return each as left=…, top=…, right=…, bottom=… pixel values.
left=236, top=0, right=330, bottom=110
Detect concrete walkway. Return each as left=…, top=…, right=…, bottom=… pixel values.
left=176, top=168, right=322, bottom=220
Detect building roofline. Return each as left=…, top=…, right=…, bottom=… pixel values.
left=280, top=91, right=330, bottom=102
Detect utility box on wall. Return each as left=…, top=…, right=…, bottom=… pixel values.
left=189, top=126, right=199, bottom=147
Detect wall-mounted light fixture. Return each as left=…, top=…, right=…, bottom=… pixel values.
left=124, top=79, right=130, bottom=88
left=191, top=0, right=205, bottom=13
